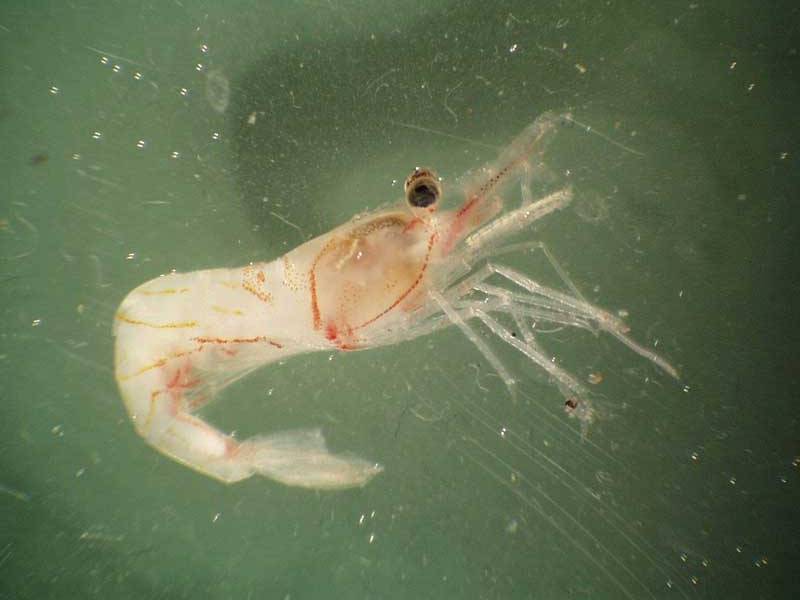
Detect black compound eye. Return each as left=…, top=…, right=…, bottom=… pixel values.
left=408, top=183, right=438, bottom=207
left=404, top=168, right=441, bottom=209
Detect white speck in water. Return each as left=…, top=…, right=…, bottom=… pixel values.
left=72, top=153, right=81, bottom=160
left=509, top=43, right=518, bottom=53
left=729, top=61, right=737, bottom=70
left=112, top=64, right=121, bottom=73
left=91, top=131, right=103, bottom=140
left=247, top=111, right=257, bottom=125
left=179, top=87, right=189, bottom=97
left=729, top=476, right=736, bottom=486
left=211, top=131, right=221, bottom=141
left=31, top=319, right=41, bottom=327
left=170, top=151, right=180, bottom=159
left=196, top=63, right=205, bottom=72
left=125, top=252, right=136, bottom=260
left=358, top=514, right=365, bottom=526
left=49, top=85, right=59, bottom=95
left=206, top=69, right=230, bottom=114
left=100, top=56, right=109, bottom=65
left=133, top=71, right=142, bottom=81
left=136, top=140, right=146, bottom=149
left=76, top=468, right=85, bottom=478
left=213, top=512, right=221, bottom=523
left=200, top=44, right=209, bottom=54
left=505, top=518, right=519, bottom=534
left=368, top=533, right=375, bottom=544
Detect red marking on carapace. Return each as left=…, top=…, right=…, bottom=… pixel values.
left=166, top=367, right=182, bottom=389
left=192, top=335, right=283, bottom=349
left=309, top=269, right=321, bottom=329
left=354, top=231, right=437, bottom=331
left=309, top=239, right=339, bottom=331
left=443, top=194, right=480, bottom=254
left=325, top=321, right=338, bottom=341
left=166, top=364, right=201, bottom=391
left=456, top=194, right=479, bottom=219
left=402, top=217, right=424, bottom=233
left=308, top=237, right=346, bottom=332
left=242, top=266, right=273, bottom=304
left=116, top=313, right=198, bottom=329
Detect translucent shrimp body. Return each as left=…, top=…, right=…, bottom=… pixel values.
left=113, top=112, right=677, bottom=489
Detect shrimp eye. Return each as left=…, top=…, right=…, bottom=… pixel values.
left=404, top=168, right=441, bottom=209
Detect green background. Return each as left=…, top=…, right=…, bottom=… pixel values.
left=1, top=1, right=797, bottom=598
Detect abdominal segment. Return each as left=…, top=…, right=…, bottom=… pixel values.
left=113, top=266, right=382, bottom=488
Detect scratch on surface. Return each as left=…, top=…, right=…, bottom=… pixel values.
left=0, top=213, right=38, bottom=261
left=85, top=45, right=145, bottom=67
left=68, top=201, right=119, bottom=224
left=76, top=168, right=125, bottom=190
left=0, top=483, right=30, bottom=503
left=44, top=337, right=113, bottom=375
left=565, top=116, right=645, bottom=157
left=443, top=82, right=463, bottom=124
left=269, top=211, right=306, bottom=239
left=361, top=68, right=398, bottom=97
left=388, top=120, right=500, bottom=151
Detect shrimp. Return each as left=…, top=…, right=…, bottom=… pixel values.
left=113, top=111, right=678, bottom=489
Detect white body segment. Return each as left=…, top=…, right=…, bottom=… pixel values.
left=113, top=112, right=678, bottom=489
